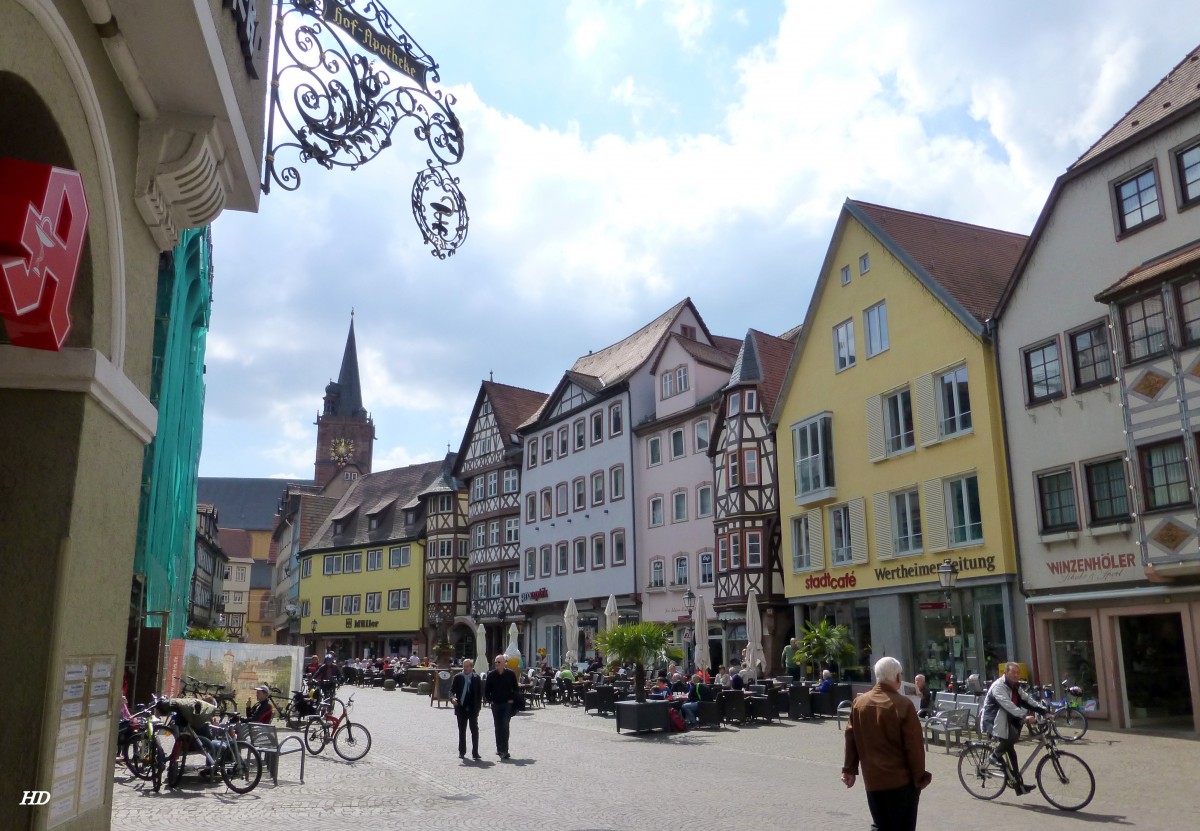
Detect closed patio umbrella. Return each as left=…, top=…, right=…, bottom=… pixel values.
left=604, top=594, right=619, bottom=665
left=744, top=589, right=765, bottom=682
left=692, top=598, right=711, bottom=674
left=475, top=622, right=487, bottom=670
left=563, top=598, right=579, bottom=667
left=505, top=622, right=521, bottom=669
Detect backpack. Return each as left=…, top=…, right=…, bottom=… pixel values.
left=667, top=706, right=687, bottom=732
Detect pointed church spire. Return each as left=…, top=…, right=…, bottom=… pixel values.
left=334, top=314, right=365, bottom=418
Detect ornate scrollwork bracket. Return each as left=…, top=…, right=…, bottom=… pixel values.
left=263, top=0, right=468, bottom=257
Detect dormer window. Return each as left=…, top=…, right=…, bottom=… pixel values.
left=333, top=520, right=345, bottom=535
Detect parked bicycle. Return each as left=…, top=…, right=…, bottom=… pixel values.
left=175, top=674, right=238, bottom=717
left=120, top=696, right=168, bottom=788
left=957, top=712, right=1095, bottom=811
left=1034, top=679, right=1089, bottom=742
left=153, top=698, right=263, bottom=793
left=302, top=692, right=372, bottom=761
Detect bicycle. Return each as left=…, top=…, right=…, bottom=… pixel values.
left=1034, top=680, right=1089, bottom=742
left=957, top=713, right=1095, bottom=811
left=155, top=701, right=264, bottom=793
left=176, top=674, right=238, bottom=717
left=120, top=697, right=168, bottom=787
left=302, top=692, right=372, bottom=761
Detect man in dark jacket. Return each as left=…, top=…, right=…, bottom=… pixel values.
left=245, top=685, right=274, bottom=724
left=451, top=659, right=483, bottom=760
left=484, top=654, right=519, bottom=760
left=842, top=657, right=931, bottom=831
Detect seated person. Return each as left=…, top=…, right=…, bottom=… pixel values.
left=814, top=669, right=834, bottom=693
left=715, top=666, right=732, bottom=688
left=681, top=674, right=704, bottom=726
left=245, top=685, right=273, bottom=724
left=647, top=679, right=670, bottom=699
left=730, top=670, right=746, bottom=691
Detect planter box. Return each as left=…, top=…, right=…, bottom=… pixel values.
left=615, top=700, right=671, bottom=733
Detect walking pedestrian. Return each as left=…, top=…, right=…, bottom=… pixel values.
left=484, top=654, right=519, bottom=760
left=451, top=659, right=482, bottom=760
left=841, top=657, right=931, bottom=831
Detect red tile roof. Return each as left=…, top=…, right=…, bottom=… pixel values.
left=1073, top=45, right=1200, bottom=170
left=1096, top=240, right=1200, bottom=301
left=852, top=200, right=1028, bottom=324
left=482, top=381, right=547, bottom=439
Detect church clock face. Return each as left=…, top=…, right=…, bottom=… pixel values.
left=330, top=437, right=355, bottom=465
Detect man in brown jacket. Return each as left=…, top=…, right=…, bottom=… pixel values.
left=841, top=657, right=931, bottom=831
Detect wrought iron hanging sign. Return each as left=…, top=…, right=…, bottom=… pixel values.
left=264, top=0, right=468, bottom=258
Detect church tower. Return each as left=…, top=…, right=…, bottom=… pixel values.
left=314, top=315, right=375, bottom=487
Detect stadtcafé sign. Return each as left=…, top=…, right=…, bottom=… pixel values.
left=802, top=554, right=999, bottom=592
left=323, top=0, right=428, bottom=87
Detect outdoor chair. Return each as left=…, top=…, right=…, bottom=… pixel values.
left=239, top=722, right=305, bottom=785
left=924, top=708, right=971, bottom=752
left=836, top=697, right=854, bottom=730
left=719, top=691, right=748, bottom=725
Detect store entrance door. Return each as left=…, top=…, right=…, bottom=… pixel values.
left=1118, top=613, right=1193, bottom=729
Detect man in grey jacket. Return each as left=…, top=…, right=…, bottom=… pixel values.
left=982, top=662, right=1048, bottom=795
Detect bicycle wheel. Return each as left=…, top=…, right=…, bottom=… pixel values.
left=332, top=722, right=372, bottom=761
left=219, top=741, right=263, bottom=794
left=1054, top=708, right=1088, bottom=742
left=164, top=732, right=189, bottom=789
left=303, top=718, right=328, bottom=755
left=957, top=744, right=1007, bottom=800
left=1036, top=750, right=1095, bottom=811
left=123, top=731, right=155, bottom=780
left=152, top=725, right=178, bottom=792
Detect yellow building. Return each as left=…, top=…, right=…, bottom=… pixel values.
left=300, top=459, right=453, bottom=659
left=774, top=200, right=1027, bottom=689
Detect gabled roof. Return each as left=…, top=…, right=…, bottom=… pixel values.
left=650, top=332, right=738, bottom=374
left=304, top=457, right=452, bottom=552
left=452, top=380, right=548, bottom=477
left=219, top=527, right=253, bottom=560
left=198, top=477, right=299, bottom=531
left=770, top=199, right=1026, bottom=426
left=569, top=297, right=709, bottom=385
left=1096, top=238, right=1200, bottom=301
left=726, top=328, right=797, bottom=416
left=778, top=324, right=803, bottom=342
left=852, top=201, right=1026, bottom=326
left=998, top=43, right=1200, bottom=317
left=1073, top=45, right=1200, bottom=170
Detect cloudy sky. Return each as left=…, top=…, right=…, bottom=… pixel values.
left=199, top=0, right=1198, bottom=479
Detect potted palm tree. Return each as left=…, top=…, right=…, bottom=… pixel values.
left=799, top=618, right=854, bottom=678
left=593, top=622, right=681, bottom=704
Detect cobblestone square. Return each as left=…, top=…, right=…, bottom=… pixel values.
left=109, top=687, right=1200, bottom=830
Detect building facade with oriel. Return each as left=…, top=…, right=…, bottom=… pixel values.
left=708, top=327, right=798, bottom=674
left=453, top=381, right=548, bottom=659
left=517, top=299, right=716, bottom=667
left=418, top=467, right=472, bottom=661
left=191, top=504, right=228, bottom=630
left=776, top=200, right=1027, bottom=688
left=635, top=331, right=739, bottom=670
left=999, top=43, right=1200, bottom=732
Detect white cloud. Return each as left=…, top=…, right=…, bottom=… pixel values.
left=664, top=0, right=714, bottom=50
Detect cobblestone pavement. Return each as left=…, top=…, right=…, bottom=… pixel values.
left=111, top=687, right=1200, bottom=830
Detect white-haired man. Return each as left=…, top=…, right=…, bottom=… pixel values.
left=841, top=657, right=931, bottom=831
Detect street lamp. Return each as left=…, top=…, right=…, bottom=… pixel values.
left=683, top=589, right=696, bottom=673
left=936, top=558, right=963, bottom=687
left=310, top=619, right=318, bottom=654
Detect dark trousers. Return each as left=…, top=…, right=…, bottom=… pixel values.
left=864, top=784, right=920, bottom=831
left=455, top=706, right=478, bottom=756
left=491, top=702, right=512, bottom=754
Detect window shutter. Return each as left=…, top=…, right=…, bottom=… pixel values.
left=866, top=395, right=885, bottom=462
left=922, top=477, right=947, bottom=552
left=915, top=373, right=938, bottom=446
left=808, top=510, right=824, bottom=571
left=872, top=491, right=893, bottom=560
left=849, top=497, right=868, bottom=564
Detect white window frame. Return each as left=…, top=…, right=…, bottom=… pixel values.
left=674, top=556, right=688, bottom=586
left=505, top=517, right=519, bottom=544
left=503, top=468, right=519, bottom=493
left=610, top=465, right=625, bottom=500
left=938, top=365, right=972, bottom=437
left=699, top=552, right=714, bottom=586
left=365, top=592, right=381, bottom=613
left=792, top=414, right=834, bottom=499
left=574, top=538, right=587, bottom=571
left=649, top=496, right=664, bottom=527
left=670, top=428, right=685, bottom=460
left=390, top=545, right=410, bottom=568
left=697, top=484, right=713, bottom=518
left=439, top=582, right=453, bottom=603
left=792, top=515, right=810, bottom=571
left=946, top=475, right=983, bottom=546
left=507, top=569, right=519, bottom=596
left=885, top=388, right=915, bottom=455
left=672, top=490, right=687, bottom=523
left=650, top=559, right=665, bottom=588
left=592, top=535, right=605, bottom=569
left=694, top=419, right=710, bottom=451
left=892, top=489, right=922, bottom=555
left=648, top=436, right=662, bottom=466
left=611, top=530, right=626, bottom=565
left=840, top=264, right=851, bottom=285
left=367, top=549, right=382, bottom=571
left=323, top=554, right=342, bottom=576
left=830, top=505, right=852, bottom=565
left=834, top=319, right=856, bottom=372
left=865, top=301, right=889, bottom=357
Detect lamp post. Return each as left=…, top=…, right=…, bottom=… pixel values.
left=310, top=619, right=318, bottom=655
left=683, top=589, right=696, bottom=675
left=936, top=558, right=962, bottom=688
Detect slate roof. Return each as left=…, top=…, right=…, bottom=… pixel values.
left=570, top=298, right=697, bottom=384
left=305, top=456, right=454, bottom=553
left=652, top=332, right=738, bottom=374
left=198, top=477, right=297, bottom=531
left=327, top=317, right=366, bottom=419
left=852, top=200, right=1027, bottom=326
left=1073, top=45, right=1200, bottom=169
left=1096, top=239, right=1200, bottom=301
left=727, top=328, right=797, bottom=416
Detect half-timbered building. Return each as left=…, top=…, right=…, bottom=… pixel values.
left=419, top=467, right=472, bottom=660
left=453, top=381, right=548, bottom=659
left=708, top=328, right=798, bottom=671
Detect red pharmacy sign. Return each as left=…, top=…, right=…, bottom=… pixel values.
left=0, top=158, right=89, bottom=351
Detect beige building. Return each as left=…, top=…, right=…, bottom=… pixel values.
left=0, top=2, right=268, bottom=828
left=996, top=43, right=1200, bottom=731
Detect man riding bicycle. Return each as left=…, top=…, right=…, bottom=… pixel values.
left=982, top=662, right=1050, bottom=796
